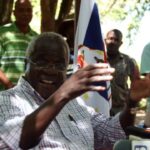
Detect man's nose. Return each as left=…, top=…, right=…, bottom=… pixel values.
left=110, top=39, right=116, bottom=43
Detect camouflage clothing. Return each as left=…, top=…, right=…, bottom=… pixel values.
left=108, top=53, right=137, bottom=115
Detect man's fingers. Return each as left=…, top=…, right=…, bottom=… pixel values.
left=88, top=75, right=113, bottom=82
left=84, top=63, right=111, bottom=71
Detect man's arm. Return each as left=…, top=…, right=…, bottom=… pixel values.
left=120, top=75, right=150, bottom=133
left=119, top=58, right=140, bottom=131
left=0, top=69, right=14, bottom=89
left=129, top=58, right=140, bottom=81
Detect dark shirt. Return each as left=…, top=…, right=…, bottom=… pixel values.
left=108, top=53, right=137, bottom=115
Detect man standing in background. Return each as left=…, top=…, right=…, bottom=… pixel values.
left=105, top=29, right=140, bottom=116
left=0, top=0, right=37, bottom=90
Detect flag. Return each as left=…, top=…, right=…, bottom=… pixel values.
left=74, top=0, right=111, bottom=117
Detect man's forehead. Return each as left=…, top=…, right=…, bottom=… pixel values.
left=107, top=31, right=122, bottom=40
left=15, top=0, right=32, bottom=7
left=38, top=49, right=66, bottom=57
left=107, top=31, right=116, bottom=36
left=16, top=0, right=31, bottom=3
left=19, top=0, right=27, bottom=3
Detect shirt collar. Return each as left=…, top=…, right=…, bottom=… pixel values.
left=107, top=52, right=123, bottom=61
left=13, top=22, right=32, bottom=35
left=16, top=76, right=45, bottom=105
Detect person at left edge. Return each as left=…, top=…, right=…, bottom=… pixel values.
left=0, top=0, right=37, bottom=90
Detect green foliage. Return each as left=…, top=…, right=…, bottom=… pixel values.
left=97, top=0, right=150, bottom=46
left=138, top=99, right=146, bottom=110
left=11, top=0, right=149, bottom=45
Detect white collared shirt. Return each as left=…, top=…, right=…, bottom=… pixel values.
left=0, top=77, right=126, bottom=150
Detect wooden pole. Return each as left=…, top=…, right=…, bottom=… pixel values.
left=75, top=0, right=81, bottom=30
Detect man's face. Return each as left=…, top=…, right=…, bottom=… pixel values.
left=26, top=42, right=68, bottom=99
left=105, top=31, right=122, bottom=56
left=14, top=0, right=32, bottom=26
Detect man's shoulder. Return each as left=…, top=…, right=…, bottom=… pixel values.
left=120, top=53, right=133, bottom=60
left=30, top=28, right=38, bottom=36
left=29, top=26, right=38, bottom=36
left=143, top=42, right=150, bottom=52
left=120, top=52, right=129, bottom=57
left=145, top=42, right=150, bottom=47
left=0, top=88, right=14, bottom=97
left=0, top=23, right=14, bottom=33
left=120, top=53, right=137, bottom=67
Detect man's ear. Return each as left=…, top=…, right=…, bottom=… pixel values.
left=120, top=41, right=123, bottom=46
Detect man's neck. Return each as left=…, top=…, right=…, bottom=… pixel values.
left=107, top=51, right=120, bottom=60
left=15, top=22, right=30, bottom=34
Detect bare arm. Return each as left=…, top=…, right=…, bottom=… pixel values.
left=0, top=69, right=14, bottom=89
left=120, top=74, right=150, bottom=133
left=130, top=58, right=140, bottom=81
left=119, top=58, right=142, bottom=131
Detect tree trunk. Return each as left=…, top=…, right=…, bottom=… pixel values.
left=40, top=0, right=57, bottom=32
left=57, top=0, right=74, bottom=29
left=0, top=0, right=14, bottom=25
left=40, top=0, right=74, bottom=33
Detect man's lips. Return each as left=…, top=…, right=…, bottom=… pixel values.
left=41, top=79, right=56, bottom=85
left=39, top=73, right=64, bottom=87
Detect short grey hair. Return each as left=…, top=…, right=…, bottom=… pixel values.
left=106, top=29, right=123, bottom=40
left=26, top=32, right=70, bottom=63
left=15, top=0, right=32, bottom=10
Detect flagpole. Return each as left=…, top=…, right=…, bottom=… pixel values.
left=75, top=0, right=81, bottom=29
left=73, top=0, right=81, bottom=65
